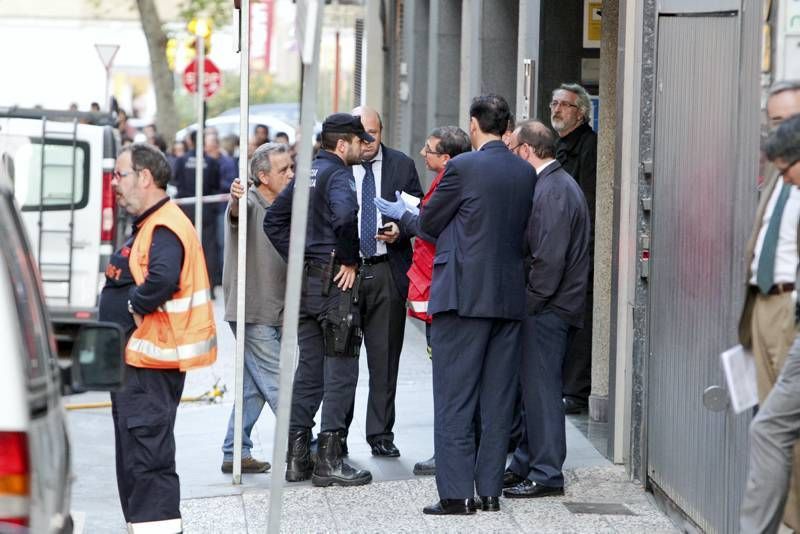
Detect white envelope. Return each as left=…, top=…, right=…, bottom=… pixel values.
left=720, top=344, right=758, bottom=414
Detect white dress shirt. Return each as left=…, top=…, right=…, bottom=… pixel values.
left=750, top=178, right=800, bottom=286
left=352, top=146, right=387, bottom=257
left=535, top=159, right=557, bottom=176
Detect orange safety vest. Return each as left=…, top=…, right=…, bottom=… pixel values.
left=126, top=200, right=217, bottom=371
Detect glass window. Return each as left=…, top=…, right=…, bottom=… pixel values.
left=0, top=134, right=89, bottom=211
left=0, top=192, right=55, bottom=389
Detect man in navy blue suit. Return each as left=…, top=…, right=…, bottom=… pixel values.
left=503, top=120, right=591, bottom=499
left=419, top=94, right=535, bottom=515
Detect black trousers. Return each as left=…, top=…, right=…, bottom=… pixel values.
left=345, top=261, right=406, bottom=442
left=290, top=273, right=360, bottom=433
left=510, top=311, right=577, bottom=487
left=431, top=312, right=521, bottom=499
left=562, top=291, right=593, bottom=403
left=110, top=364, right=185, bottom=523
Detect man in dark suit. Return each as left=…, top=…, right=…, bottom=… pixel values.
left=345, top=106, right=423, bottom=457
left=419, top=94, right=535, bottom=515
left=551, top=83, right=597, bottom=414
left=503, top=120, right=591, bottom=499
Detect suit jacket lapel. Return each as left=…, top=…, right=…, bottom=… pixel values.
left=744, top=166, right=781, bottom=279
left=379, top=144, right=394, bottom=200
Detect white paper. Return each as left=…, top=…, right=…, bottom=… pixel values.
left=400, top=191, right=420, bottom=216
left=720, top=344, right=758, bottom=414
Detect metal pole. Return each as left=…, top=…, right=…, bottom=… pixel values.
left=105, top=67, right=111, bottom=112
left=195, top=35, right=206, bottom=239
left=232, top=0, right=250, bottom=485
left=267, top=1, right=323, bottom=532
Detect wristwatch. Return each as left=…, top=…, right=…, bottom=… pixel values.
left=127, top=300, right=134, bottom=315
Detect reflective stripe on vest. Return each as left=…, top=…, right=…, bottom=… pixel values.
left=128, top=335, right=217, bottom=363
left=160, top=289, right=212, bottom=313
left=127, top=517, right=183, bottom=534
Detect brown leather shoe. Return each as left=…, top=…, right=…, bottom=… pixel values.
left=221, top=456, right=271, bottom=474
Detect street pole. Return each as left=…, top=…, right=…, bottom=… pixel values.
left=232, top=0, right=250, bottom=486
left=267, top=1, right=323, bottom=532
left=195, top=34, right=206, bottom=239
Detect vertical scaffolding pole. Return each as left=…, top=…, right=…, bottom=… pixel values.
left=267, top=1, right=324, bottom=532
left=232, top=0, right=250, bottom=485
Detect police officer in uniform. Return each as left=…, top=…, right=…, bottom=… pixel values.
left=264, top=113, right=373, bottom=487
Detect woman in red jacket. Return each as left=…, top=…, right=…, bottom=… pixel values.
left=375, top=126, right=472, bottom=475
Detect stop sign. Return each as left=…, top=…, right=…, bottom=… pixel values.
left=183, top=58, right=222, bottom=99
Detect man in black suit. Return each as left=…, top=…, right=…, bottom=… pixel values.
left=419, top=94, right=535, bottom=515
left=345, top=106, right=423, bottom=457
left=503, top=120, right=591, bottom=499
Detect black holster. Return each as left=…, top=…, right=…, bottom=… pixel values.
left=322, top=285, right=363, bottom=358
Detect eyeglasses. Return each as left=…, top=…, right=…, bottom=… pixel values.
left=549, top=100, right=579, bottom=110
left=507, top=143, right=524, bottom=154
left=112, top=169, right=136, bottom=180
left=423, top=145, right=443, bottom=156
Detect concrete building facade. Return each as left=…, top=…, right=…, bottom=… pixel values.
left=364, top=1, right=764, bottom=531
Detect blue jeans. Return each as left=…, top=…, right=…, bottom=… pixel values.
left=222, top=322, right=281, bottom=461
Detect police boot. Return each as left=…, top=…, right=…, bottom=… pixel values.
left=311, top=431, right=372, bottom=487
left=285, top=429, right=314, bottom=482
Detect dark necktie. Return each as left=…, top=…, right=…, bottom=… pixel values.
left=756, top=182, right=792, bottom=294
left=360, top=161, right=377, bottom=257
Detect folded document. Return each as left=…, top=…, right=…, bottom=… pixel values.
left=720, top=344, right=758, bottom=414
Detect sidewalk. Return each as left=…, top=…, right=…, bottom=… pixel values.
left=68, top=296, right=677, bottom=533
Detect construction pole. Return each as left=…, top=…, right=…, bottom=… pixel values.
left=195, top=33, right=206, bottom=240
left=232, top=0, right=250, bottom=485
left=267, top=1, right=324, bottom=532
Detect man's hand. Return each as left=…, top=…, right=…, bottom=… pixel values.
left=375, top=221, right=400, bottom=244
left=229, top=178, right=246, bottom=217
left=333, top=264, right=358, bottom=290
left=133, top=312, right=143, bottom=327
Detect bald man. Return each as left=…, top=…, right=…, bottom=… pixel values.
left=345, top=106, right=423, bottom=457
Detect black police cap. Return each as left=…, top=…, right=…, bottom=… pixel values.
left=322, top=113, right=375, bottom=143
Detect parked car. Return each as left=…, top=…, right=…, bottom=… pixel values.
left=0, top=108, right=122, bottom=376
left=176, top=113, right=297, bottom=144
left=0, top=168, right=124, bottom=532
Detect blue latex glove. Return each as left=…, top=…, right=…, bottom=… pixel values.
left=374, top=190, right=406, bottom=220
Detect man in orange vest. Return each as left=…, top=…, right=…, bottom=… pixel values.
left=102, top=143, right=217, bottom=533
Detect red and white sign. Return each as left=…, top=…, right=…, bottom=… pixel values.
left=183, top=58, right=222, bottom=99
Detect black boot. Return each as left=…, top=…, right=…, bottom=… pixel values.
left=285, top=429, right=314, bottom=482
left=311, top=431, right=372, bottom=487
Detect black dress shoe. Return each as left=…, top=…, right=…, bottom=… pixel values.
left=503, top=479, right=564, bottom=499
left=563, top=397, right=588, bottom=415
left=422, top=499, right=475, bottom=515
left=479, top=496, right=500, bottom=512
left=502, top=468, right=525, bottom=488
left=370, top=438, right=400, bottom=457
left=413, top=455, right=435, bottom=475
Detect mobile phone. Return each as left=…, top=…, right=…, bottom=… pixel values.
left=377, top=224, right=392, bottom=235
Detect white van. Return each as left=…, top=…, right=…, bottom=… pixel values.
left=0, top=108, right=121, bottom=374
left=0, top=169, right=124, bottom=532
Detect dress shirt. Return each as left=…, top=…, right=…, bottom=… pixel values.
left=535, top=159, right=558, bottom=176
left=750, top=178, right=800, bottom=286
left=352, top=146, right=387, bottom=256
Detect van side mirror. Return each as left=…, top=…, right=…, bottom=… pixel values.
left=71, top=322, right=125, bottom=391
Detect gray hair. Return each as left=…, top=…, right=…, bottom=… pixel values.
left=555, top=83, right=593, bottom=124
left=769, top=80, right=800, bottom=98
left=249, top=143, right=290, bottom=185
left=429, top=126, right=471, bottom=158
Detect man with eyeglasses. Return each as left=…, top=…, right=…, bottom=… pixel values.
left=738, top=81, right=800, bottom=532
left=373, top=125, right=473, bottom=477
left=103, top=143, right=217, bottom=532
left=218, top=143, right=294, bottom=475
left=740, top=113, right=800, bottom=533
left=549, top=83, right=597, bottom=416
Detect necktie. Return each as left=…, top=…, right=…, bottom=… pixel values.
left=360, top=161, right=377, bottom=257
left=756, top=182, right=792, bottom=294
